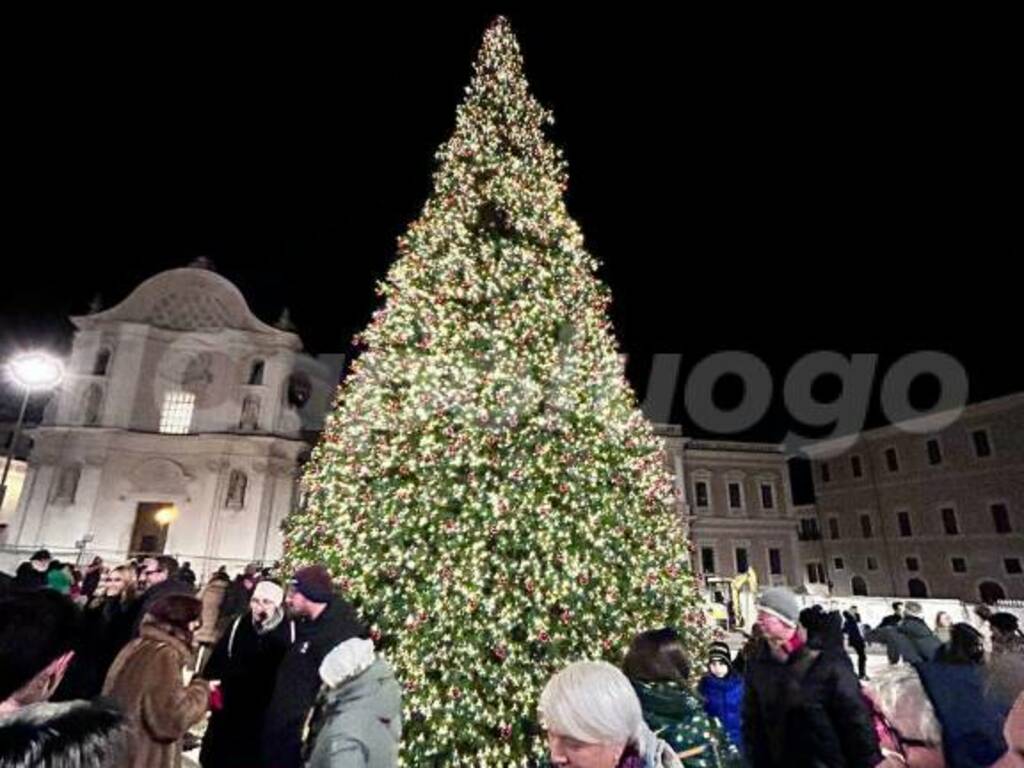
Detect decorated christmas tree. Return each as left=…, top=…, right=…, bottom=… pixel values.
left=284, top=17, right=705, bottom=766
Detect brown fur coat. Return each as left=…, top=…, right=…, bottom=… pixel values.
left=102, top=617, right=209, bottom=768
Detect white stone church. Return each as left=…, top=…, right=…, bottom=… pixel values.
left=2, top=262, right=342, bottom=576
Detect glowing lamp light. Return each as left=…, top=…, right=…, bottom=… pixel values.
left=154, top=505, right=179, bottom=526
left=9, top=352, right=64, bottom=390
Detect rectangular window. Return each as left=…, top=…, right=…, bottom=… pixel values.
left=829, top=517, right=840, bottom=540
left=972, top=429, right=992, bottom=458
left=898, top=511, right=913, bottom=537
left=867, top=556, right=878, bottom=571
left=769, top=548, right=782, bottom=575
left=821, top=462, right=831, bottom=483
left=701, top=547, right=716, bottom=574
left=760, top=483, right=775, bottom=510
left=728, top=482, right=743, bottom=510
left=860, top=514, right=873, bottom=539
left=834, top=557, right=845, bottom=571
left=906, top=557, right=920, bottom=572
left=927, top=439, right=943, bottom=465
left=885, top=448, right=900, bottom=473
left=807, top=562, right=821, bottom=583
left=1006, top=558, right=1023, bottom=575
left=799, top=518, right=821, bottom=541
left=992, top=504, right=1011, bottom=534
left=951, top=557, right=967, bottom=574
left=851, top=455, right=863, bottom=478
left=694, top=481, right=709, bottom=508
left=736, top=548, right=749, bottom=574
left=942, top=508, right=959, bottom=536
left=159, top=391, right=195, bottom=435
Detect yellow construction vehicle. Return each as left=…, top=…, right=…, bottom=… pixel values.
left=704, top=569, right=759, bottom=632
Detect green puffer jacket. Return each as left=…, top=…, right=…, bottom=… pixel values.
left=631, top=680, right=746, bottom=768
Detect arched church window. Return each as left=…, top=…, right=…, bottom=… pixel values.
left=248, top=360, right=265, bottom=386
left=239, top=395, right=260, bottom=431
left=225, top=469, right=247, bottom=509
left=287, top=372, right=312, bottom=409
left=93, top=348, right=112, bottom=376
left=52, top=465, right=81, bottom=503
left=83, top=384, right=104, bottom=426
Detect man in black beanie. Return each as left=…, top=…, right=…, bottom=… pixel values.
left=262, top=564, right=364, bottom=768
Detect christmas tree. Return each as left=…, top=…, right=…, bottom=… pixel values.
left=284, top=17, right=705, bottom=766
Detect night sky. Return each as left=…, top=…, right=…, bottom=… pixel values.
left=3, top=9, right=1019, bottom=484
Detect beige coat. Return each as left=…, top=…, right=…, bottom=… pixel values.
left=102, top=618, right=209, bottom=768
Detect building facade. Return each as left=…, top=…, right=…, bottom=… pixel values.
left=3, top=263, right=341, bottom=576
left=657, top=426, right=801, bottom=589
left=803, top=393, right=1024, bottom=602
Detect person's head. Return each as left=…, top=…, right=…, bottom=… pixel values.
left=89, top=556, right=103, bottom=570
left=892, top=601, right=904, bottom=616
left=622, top=628, right=690, bottom=684
left=935, top=611, right=953, bottom=629
left=0, top=591, right=81, bottom=713
left=146, top=594, right=202, bottom=641
left=849, top=605, right=859, bottom=615
left=938, top=623, right=986, bottom=665
left=904, top=602, right=924, bottom=619
left=706, top=641, right=732, bottom=679
left=0, top=699, right=133, bottom=767
left=250, top=580, right=285, bottom=626
left=106, top=564, right=137, bottom=603
left=539, top=660, right=643, bottom=768
left=287, top=565, right=334, bottom=619
left=140, top=555, right=178, bottom=590
left=989, top=612, right=1021, bottom=645
left=756, top=587, right=801, bottom=643
left=30, top=549, right=51, bottom=572
left=47, top=560, right=64, bottom=574
left=181, top=561, right=192, bottom=570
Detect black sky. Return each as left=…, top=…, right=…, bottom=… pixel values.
left=2, top=9, right=1020, bottom=464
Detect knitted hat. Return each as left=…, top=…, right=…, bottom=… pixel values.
left=252, top=580, right=284, bottom=606
left=757, top=587, right=801, bottom=627
left=708, top=641, right=732, bottom=669
left=291, top=565, right=334, bottom=604
left=904, top=601, right=924, bottom=617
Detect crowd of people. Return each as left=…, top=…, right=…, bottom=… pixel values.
left=2, top=551, right=1023, bottom=767
left=1, top=553, right=396, bottom=768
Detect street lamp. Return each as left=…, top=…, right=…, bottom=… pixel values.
left=0, top=352, right=64, bottom=510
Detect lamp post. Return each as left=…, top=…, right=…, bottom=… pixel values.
left=0, top=352, right=64, bottom=511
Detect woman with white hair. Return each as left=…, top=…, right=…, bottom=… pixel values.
left=539, top=660, right=682, bottom=768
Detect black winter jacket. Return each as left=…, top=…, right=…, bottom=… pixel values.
left=743, top=641, right=881, bottom=768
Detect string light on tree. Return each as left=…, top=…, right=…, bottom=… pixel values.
left=283, top=16, right=705, bottom=766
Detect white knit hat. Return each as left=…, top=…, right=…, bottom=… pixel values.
left=252, top=580, right=284, bottom=606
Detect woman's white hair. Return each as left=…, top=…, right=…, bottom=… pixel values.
left=538, top=660, right=643, bottom=746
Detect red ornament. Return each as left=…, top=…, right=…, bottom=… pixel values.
left=493, top=644, right=508, bottom=661
left=537, top=630, right=550, bottom=643
left=498, top=724, right=513, bottom=741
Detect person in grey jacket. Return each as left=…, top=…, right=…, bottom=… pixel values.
left=895, top=602, right=942, bottom=663
left=304, top=637, right=402, bottom=768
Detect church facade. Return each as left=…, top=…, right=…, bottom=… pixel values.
left=3, top=263, right=341, bottom=577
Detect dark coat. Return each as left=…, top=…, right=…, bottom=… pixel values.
left=200, top=610, right=296, bottom=768
left=262, top=599, right=365, bottom=768
left=915, top=660, right=1008, bottom=768
left=896, top=616, right=942, bottom=664
left=743, top=643, right=881, bottom=768
left=842, top=613, right=864, bottom=647
left=699, top=673, right=745, bottom=755
left=13, top=562, right=47, bottom=589
left=630, top=679, right=742, bottom=767
left=102, top=619, right=209, bottom=768
left=55, top=597, right=136, bottom=700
